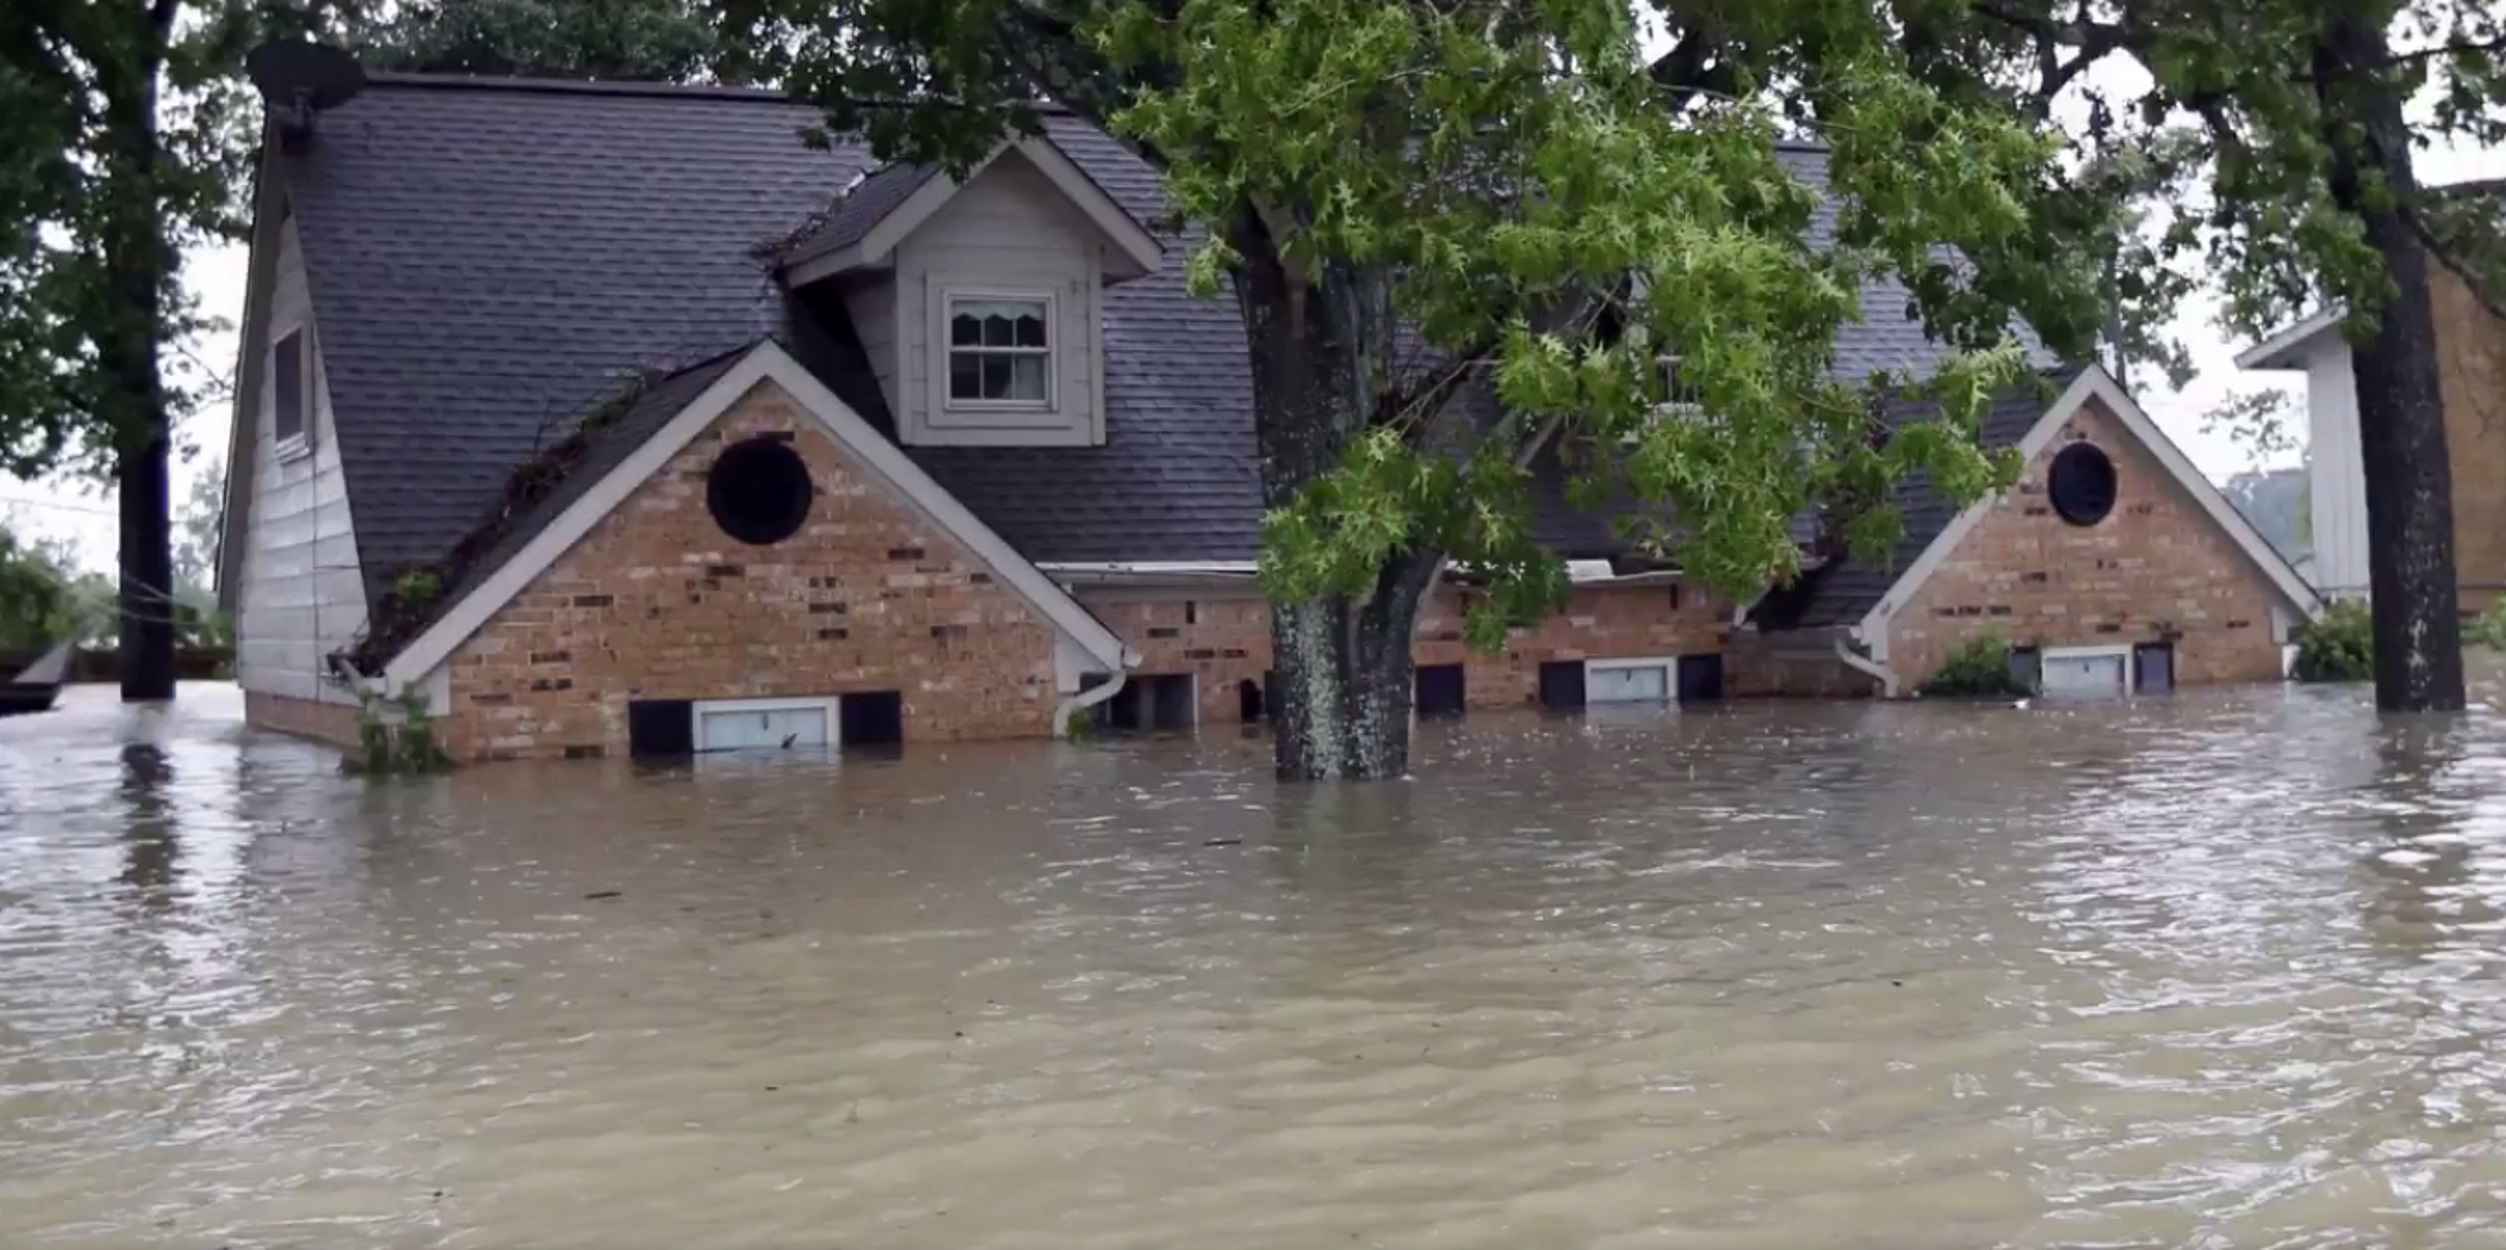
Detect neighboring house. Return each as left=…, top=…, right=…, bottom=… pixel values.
left=219, top=65, right=2320, bottom=761
left=1743, top=364, right=2321, bottom=698
left=2223, top=466, right=2312, bottom=568
left=2235, top=228, right=2506, bottom=612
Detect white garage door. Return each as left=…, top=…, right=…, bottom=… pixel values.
left=696, top=700, right=836, bottom=751
left=2040, top=651, right=2127, bottom=700
left=1588, top=663, right=1671, bottom=704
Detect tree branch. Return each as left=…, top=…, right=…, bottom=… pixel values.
left=2402, top=202, right=2506, bottom=325
left=1969, top=0, right=2140, bottom=108
left=2297, top=31, right=2506, bottom=81
left=1648, top=26, right=1737, bottom=112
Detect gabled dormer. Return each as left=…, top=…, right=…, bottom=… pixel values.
left=781, top=135, right=1161, bottom=448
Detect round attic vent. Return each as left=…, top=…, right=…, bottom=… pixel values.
left=2046, top=442, right=2118, bottom=527
left=706, top=437, right=814, bottom=545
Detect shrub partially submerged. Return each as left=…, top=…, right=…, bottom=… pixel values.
left=2292, top=599, right=2372, bottom=683
left=1921, top=630, right=2034, bottom=699
left=2469, top=597, right=2506, bottom=653
left=344, top=683, right=454, bottom=776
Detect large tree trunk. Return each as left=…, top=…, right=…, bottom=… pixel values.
left=101, top=0, right=180, bottom=703
left=1232, top=213, right=1437, bottom=780
left=2318, top=14, right=2467, bottom=712
left=115, top=411, right=177, bottom=703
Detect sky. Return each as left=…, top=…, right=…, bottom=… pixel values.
left=4, top=46, right=2502, bottom=574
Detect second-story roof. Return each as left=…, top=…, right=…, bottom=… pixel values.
left=271, top=68, right=2030, bottom=607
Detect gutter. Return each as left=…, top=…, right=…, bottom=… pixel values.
left=1054, top=671, right=1128, bottom=739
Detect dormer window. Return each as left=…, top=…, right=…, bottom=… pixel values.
left=272, top=326, right=310, bottom=458
left=946, top=295, right=1053, bottom=406
left=1656, top=355, right=1702, bottom=413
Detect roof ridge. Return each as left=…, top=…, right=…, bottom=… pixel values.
left=358, top=72, right=1081, bottom=118
left=361, top=71, right=809, bottom=102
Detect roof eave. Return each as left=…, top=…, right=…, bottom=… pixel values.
left=784, top=243, right=884, bottom=286
left=2234, top=306, right=2346, bottom=370
left=778, top=135, right=1161, bottom=288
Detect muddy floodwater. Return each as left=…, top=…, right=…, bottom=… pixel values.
left=9, top=680, right=2506, bottom=1248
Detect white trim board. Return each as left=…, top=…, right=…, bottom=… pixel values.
left=2041, top=643, right=2134, bottom=662
left=217, top=158, right=287, bottom=617
left=382, top=339, right=1136, bottom=689
left=2234, top=306, right=2346, bottom=371
left=786, top=137, right=1161, bottom=286
left=1855, top=364, right=2323, bottom=662
left=1584, top=655, right=1682, bottom=706
left=692, top=695, right=844, bottom=752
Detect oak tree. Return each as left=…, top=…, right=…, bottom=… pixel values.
left=1911, top=0, right=2506, bottom=711
left=739, top=0, right=2105, bottom=777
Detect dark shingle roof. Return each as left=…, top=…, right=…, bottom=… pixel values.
left=286, top=77, right=871, bottom=601
left=428, top=347, right=755, bottom=619
left=279, top=74, right=2027, bottom=608
left=897, top=116, right=1266, bottom=565
left=784, top=161, right=941, bottom=263
left=1752, top=364, right=2084, bottom=631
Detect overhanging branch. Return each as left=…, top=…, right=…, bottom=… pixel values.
left=2297, top=30, right=2506, bottom=81
left=2402, top=203, right=2506, bottom=325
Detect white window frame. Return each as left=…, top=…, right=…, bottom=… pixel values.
left=2038, top=644, right=2134, bottom=698
left=941, top=289, right=1057, bottom=412
left=691, top=695, right=843, bottom=752
left=1584, top=656, right=1679, bottom=706
left=271, top=321, right=313, bottom=463
left=1620, top=355, right=1704, bottom=447
left=1655, top=354, right=1703, bottom=415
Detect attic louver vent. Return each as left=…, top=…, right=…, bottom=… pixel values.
left=2047, top=443, right=2118, bottom=527
left=707, top=437, right=814, bottom=545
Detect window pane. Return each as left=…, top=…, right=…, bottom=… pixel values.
left=950, top=314, right=981, bottom=347
left=982, top=313, right=1014, bottom=347
left=273, top=329, right=304, bottom=441
left=1014, top=312, right=1047, bottom=348
left=948, top=353, right=980, bottom=400
left=1007, top=355, right=1047, bottom=400
left=699, top=705, right=830, bottom=751
left=981, top=354, right=1012, bottom=397
left=2133, top=643, right=2174, bottom=693
left=1588, top=664, right=1668, bottom=703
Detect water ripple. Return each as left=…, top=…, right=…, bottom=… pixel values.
left=5, top=679, right=2506, bottom=1246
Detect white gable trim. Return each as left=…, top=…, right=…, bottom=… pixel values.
left=2234, top=306, right=2346, bottom=370
left=1854, top=365, right=2322, bottom=660
left=217, top=149, right=287, bottom=616
left=786, top=138, right=1160, bottom=286
left=380, top=340, right=1136, bottom=688
left=1007, top=137, right=1162, bottom=276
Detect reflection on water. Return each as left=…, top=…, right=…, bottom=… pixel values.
left=6, top=677, right=2506, bottom=1248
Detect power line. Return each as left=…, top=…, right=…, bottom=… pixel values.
left=0, top=494, right=119, bottom=518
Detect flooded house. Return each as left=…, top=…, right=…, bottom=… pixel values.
left=1742, top=364, right=2322, bottom=697
left=2233, top=205, right=2506, bottom=613
left=218, top=60, right=2318, bottom=762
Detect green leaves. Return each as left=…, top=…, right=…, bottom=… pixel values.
left=714, top=1, right=2114, bottom=648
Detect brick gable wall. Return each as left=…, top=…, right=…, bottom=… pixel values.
left=1885, top=394, right=2289, bottom=689
left=436, top=381, right=1060, bottom=760
left=1081, top=581, right=1736, bottom=723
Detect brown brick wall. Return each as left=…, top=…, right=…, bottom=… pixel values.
left=1084, top=581, right=1737, bottom=717
left=1726, top=634, right=1883, bottom=698
left=1885, top=393, right=2290, bottom=690
left=2432, top=266, right=2506, bottom=616
left=244, top=690, right=363, bottom=750
left=438, top=380, right=1060, bottom=761
left=1417, top=582, right=1733, bottom=708
left=1081, top=592, right=1274, bottom=725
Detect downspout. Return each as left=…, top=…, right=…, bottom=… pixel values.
left=1834, top=634, right=1901, bottom=699
left=1052, top=651, right=1142, bottom=736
